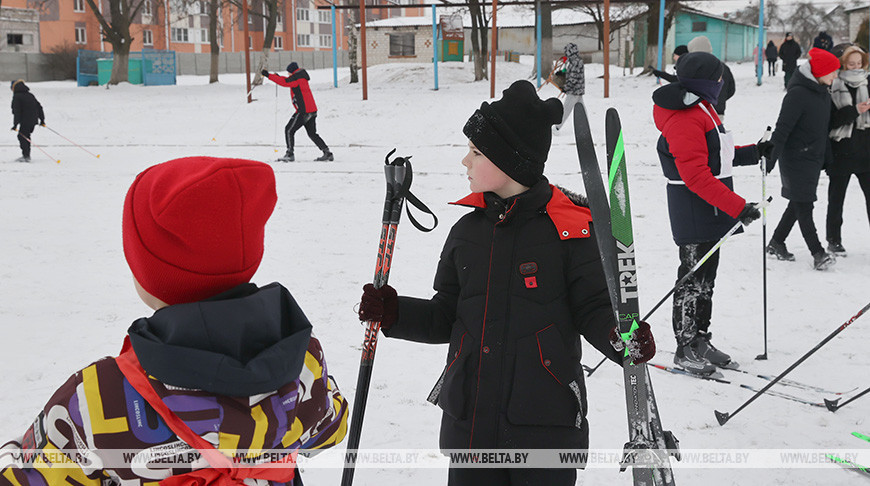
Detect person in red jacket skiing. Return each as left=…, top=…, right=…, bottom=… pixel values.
left=652, top=51, right=769, bottom=375
left=262, top=62, right=333, bottom=162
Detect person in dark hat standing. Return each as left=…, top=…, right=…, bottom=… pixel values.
left=653, top=51, right=769, bottom=375
left=10, top=79, right=45, bottom=162
left=812, top=31, right=834, bottom=52
left=649, top=44, right=689, bottom=82
left=355, top=80, right=656, bottom=485
left=765, top=48, right=842, bottom=270
left=262, top=62, right=333, bottom=162
left=765, top=40, right=779, bottom=76
left=779, top=32, right=803, bottom=88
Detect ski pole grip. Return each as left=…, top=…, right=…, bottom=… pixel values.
left=761, top=126, right=772, bottom=142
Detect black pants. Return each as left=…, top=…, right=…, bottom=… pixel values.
left=767, top=60, right=775, bottom=76
left=17, top=124, right=34, bottom=158
left=826, top=172, right=870, bottom=243
left=672, top=241, right=720, bottom=345
left=448, top=465, right=576, bottom=486
left=784, top=67, right=796, bottom=87
left=285, top=111, right=328, bottom=154
left=772, top=200, right=823, bottom=255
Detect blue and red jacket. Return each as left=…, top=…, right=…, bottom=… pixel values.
left=267, top=69, right=318, bottom=113
left=653, top=83, right=759, bottom=245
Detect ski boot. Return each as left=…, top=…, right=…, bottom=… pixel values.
left=766, top=239, right=795, bottom=261
left=315, top=150, right=334, bottom=162
left=277, top=151, right=294, bottom=163
left=694, top=332, right=732, bottom=367
left=15, top=156, right=31, bottom=163
left=812, top=251, right=835, bottom=271
left=674, top=337, right=717, bottom=375
left=826, top=240, right=847, bottom=257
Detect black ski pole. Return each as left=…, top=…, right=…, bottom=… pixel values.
left=341, top=150, right=408, bottom=486
left=585, top=201, right=770, bottom=377
left=825, top=386, right=870, bottom=412
left=756, top=126, right=773, bottom=361
left=716, top=300, right=870, bottom=425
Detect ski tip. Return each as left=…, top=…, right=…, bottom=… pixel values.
left=824, top=398, right=839, bottom=412
left=714, top=410, right=730, bottom=426
left=56, top=159, right=61, bottom=164
left=96, top=154, right=101, bottom=159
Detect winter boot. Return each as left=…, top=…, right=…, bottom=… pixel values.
left=278, top=150, right=294, bottom=162
left=673, top=337, right=717, bottom=375
left=827, top=240, right=847, bottom=257
left=15, top=156, right=30, bottom=163
left=766, top=239, right=795, bottom=261
left=812, top=251, right=835, bottom=271
left=694, top=332, right=731, bottom=367
left=315, top=149, right=334, bottom=162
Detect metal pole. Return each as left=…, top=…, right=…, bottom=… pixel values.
left=360, top=0, right=368, bottom=100
left=432, top=5, right=439, bottom=91
left=490, top=0, right=498, bottom=99
left=332, top=5, right=338, bottom=88
left=603, top=0, right=610, bottom=98
left=535, top=0, right=542, bottom=88
left=656, top=0, right=664, bottom=82
left=756, top=0, right=765, bottom=86
left=242, top=0, right=252, bottom=103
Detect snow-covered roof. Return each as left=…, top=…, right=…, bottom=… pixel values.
left=359, top=6, right=596, bottom=29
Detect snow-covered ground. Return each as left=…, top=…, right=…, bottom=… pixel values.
left=1, top=58, right=867, bottom=485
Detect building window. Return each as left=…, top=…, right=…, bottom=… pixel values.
left=274, top=36, right=283, bottom=50
left=74, top=26, right=87, bottom=44
left=318, top=10, right=330, bottom=23
left=248, top=36, right=252, bottom=49
left=296, top=34, right=310, bottom=47
left=199, top=1, right=208, bottom=14
left=143, top=0, right=152, bottom=16
left=7, top=34, right=24, bottom=45
left=692, top=21, right=707, bottom=32
left=143, top=29, right=153, bottom=46
left=296, top=8, right=309, bottom=21
left=171, top=27, right=189, bottom=42
left=389, top=33, right=415, bottom=56
left=319, top=34, right=332, bottom=47
left=73, top=0, right=85, bottom=13
left=200, top=28, right=209, bottom=43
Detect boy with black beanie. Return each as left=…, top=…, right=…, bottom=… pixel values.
left=653, top=51, right=769, bottom=375
left=356, top=80, right=657, bottom=485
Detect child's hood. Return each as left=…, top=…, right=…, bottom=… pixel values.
left=127, top=282, right=312, bottom=396
left=11, top=79, right=29, bottom=93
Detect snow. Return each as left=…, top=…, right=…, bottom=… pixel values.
left=2, top=58, right=868, bottom=485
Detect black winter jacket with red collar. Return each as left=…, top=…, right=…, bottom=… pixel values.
left=384, top=179, right=621, bottom=453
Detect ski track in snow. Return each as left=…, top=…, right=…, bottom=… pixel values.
left=1, top=59, right=867, bottom=485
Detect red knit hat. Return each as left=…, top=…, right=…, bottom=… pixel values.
left=123, top=157, right=277, bottom=305
left=808, top=47, right=840, bottom=78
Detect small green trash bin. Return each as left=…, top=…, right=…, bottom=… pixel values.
left=96, top=58, right=143, bottom=85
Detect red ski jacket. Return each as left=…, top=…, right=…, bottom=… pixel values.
left=267, top=70, right=318, bottom=113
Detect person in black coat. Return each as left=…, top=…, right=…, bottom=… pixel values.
left=10, top=79, right=45, bottom=162
left=825, top=45, right=870, bottom=256
left=767, top=48, right=842, bottom=270
left=779, top=33, right=803, bottom=88
left=356, top=80, right=656, bottom=486
left=766, top=40, right=779, bottom=76
left=813, top=31, right=834, bottom=52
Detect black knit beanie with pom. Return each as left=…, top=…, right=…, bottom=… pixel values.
left=463, top=80, right=563, bottom=187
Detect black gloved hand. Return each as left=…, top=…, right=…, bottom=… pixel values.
left=11, top=126, right=16, bottom=131
left=39, top=120, right=45, bottom=127
left=756, top=140, right=774, bottom=160
left=737, top=202, right=761, bottom=226
left=358, top=283, right=398, bottom=331
left=609, top=320, right=656, bottom=364
left=261, top=70, right=269, bottom=77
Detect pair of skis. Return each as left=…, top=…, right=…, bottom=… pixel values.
left=574, top=104, right=679, bottom=485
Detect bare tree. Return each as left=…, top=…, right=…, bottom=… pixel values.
left=83, top=0, right=148, bottom=84
left=578, top=2, right=641, bottom=51
left=468, top=0, right=489, bottom=80
left=643, top=0, right=679, bottom=68
left=787, top=2, right=825, bottom=51
left=225, top=0, right=279, bottom=85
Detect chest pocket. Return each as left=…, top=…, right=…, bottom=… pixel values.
left=512, top=244, right=567, bottom=305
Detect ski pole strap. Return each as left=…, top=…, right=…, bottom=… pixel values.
left=393, top=158, right=438, bottom=232
left=115, top=337, right=297, bottom=485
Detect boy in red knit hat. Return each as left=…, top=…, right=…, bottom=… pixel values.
left=0, top=157, right=348, bottom=485
left=766, top=48, right=841, bottom=270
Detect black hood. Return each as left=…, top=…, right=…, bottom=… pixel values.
left=128, top=282, right=312, bottom=396
left=652, top=82, right=701, bottom=110
left=11, top=80, right=29, bottom=93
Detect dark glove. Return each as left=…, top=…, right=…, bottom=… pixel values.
left=12, top=125, right=17, bottom=131
left=261, top=70, right=269, bottom=77
left=609, top=320, right=655, bottom=364
left=358, top=283, right=398, bottom=331
left=756, top=139, right=774, bottom=162
left=737, top=202, right=761, bottom=226
left=39, top=121, right=45, bottom=127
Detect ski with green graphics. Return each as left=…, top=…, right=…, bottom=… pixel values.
left=574, top=104, right=679, bottom=486
left=826, top=432, right=870, bottom=478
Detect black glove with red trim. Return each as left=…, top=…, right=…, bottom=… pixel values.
left=609, top=320, right=655, bottom=364
left=358, top=283, right=398, bottom=331
left=261, top=70, right=269, bottom=77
